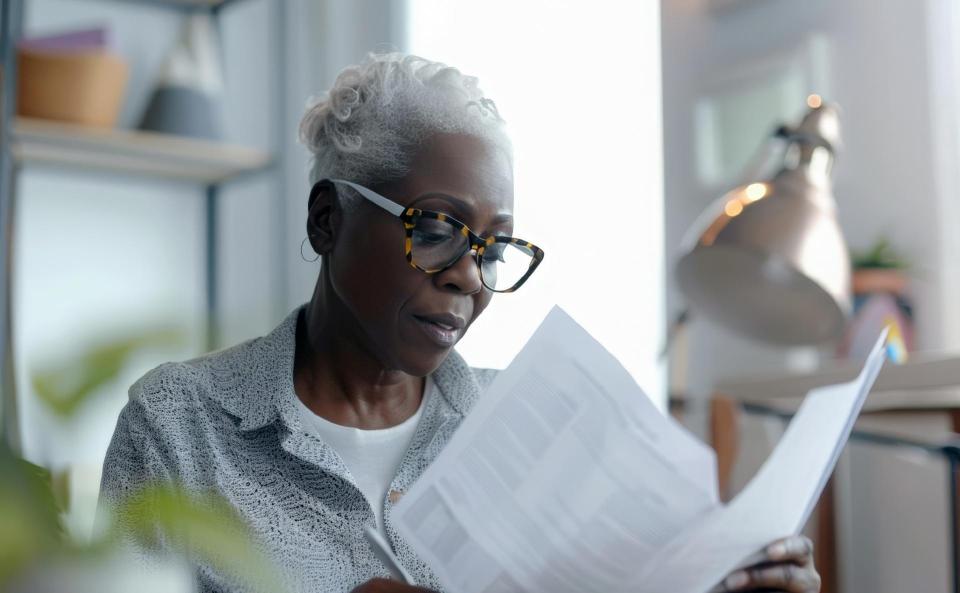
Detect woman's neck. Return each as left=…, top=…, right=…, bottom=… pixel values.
left=293, top=274, right=425, bottom=429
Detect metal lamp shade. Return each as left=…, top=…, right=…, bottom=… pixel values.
left=676, top=105, right=852, bottom=345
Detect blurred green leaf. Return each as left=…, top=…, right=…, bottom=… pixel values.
left=114, top=485, right=285, bottom=593
left=851, top=237, right=909, bottom=270
left=11, top=324, right=284, bottom=591
left=0, top=443, right=64, bottom=582
left=32, top=327, right=184, bottom=418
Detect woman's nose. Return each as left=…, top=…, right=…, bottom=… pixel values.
left=434, top=249, right=483, bottom=294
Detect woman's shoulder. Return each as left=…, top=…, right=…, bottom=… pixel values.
left=129, top=308, right=300, bottom=416
left=129, top=338, right=259, bottom=406
left=123, top=337, right=288, bottom=449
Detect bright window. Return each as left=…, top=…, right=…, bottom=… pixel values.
left=408, top=1, right=667, bottom=406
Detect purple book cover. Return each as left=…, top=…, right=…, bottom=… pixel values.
left=18, top=27, right=109, bottom=53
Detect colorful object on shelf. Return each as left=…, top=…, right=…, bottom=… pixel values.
left=883, top=315, right=909, bottom=363
left=17, top=26, right=109, bottom=53
left=139, top=13, right=224, bottom=140
left=839, top=238, right=913, bottom=363
left=839, top=293, right=912, bottom=363
left=16, top=27, right=128, bottom=128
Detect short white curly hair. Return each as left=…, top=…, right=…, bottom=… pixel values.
left=298, top=53, right=512, bottom=193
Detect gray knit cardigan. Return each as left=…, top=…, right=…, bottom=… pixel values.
left=99, top=305, right=497, bottom=593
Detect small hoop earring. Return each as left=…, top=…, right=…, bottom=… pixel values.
left=301, top=236, right=319, bottom=262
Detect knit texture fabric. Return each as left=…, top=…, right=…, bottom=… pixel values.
left=99, top=305, right=498, bottom=593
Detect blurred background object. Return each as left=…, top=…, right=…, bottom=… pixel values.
left=676, top=102, right=852, bottom=346
left=17, top=26, right=128, bottom=127
left=841, top=238, right=914, bottom=363
left=139, top=12, right=224, bottom=139
left=0, top=436, right=284, bottom=593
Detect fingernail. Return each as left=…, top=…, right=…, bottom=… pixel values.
left=767, top=542, right=787, bottom=559
left=725, top=571, right=749, bottom=590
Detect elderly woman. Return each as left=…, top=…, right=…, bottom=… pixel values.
left=100, top=53, right=820, bottom=593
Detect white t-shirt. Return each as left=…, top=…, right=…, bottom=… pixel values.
left=293, top=377, right=434, bottom=535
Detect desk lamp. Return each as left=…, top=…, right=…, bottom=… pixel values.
left=676, top=99, right=851, bottom=345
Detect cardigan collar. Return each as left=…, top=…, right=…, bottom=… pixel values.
left=205, top=304, right=483, bottom=433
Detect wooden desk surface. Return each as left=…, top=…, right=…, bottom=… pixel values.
left=712, top=352, right=960, bottom=410
left=735, top=387, right=960, bottom=415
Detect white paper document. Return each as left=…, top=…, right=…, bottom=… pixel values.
left=393, top=306, right=887, bottom=593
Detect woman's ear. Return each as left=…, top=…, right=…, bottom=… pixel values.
left=306, top=180, right=341, bottom=255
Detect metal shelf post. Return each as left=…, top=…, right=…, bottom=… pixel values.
left=0, top=0, right=23, bottom=451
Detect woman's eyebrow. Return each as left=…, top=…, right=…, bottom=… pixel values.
left=410, top=192, right=514, bottom=225
left=410, top=192, right=473, bottom=213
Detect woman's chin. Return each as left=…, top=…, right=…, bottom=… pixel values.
left=398, top=350, right=450, bottom=378
left=392, top=337, right=455, bottom=377
left=394, top=321, right=462, bottom=375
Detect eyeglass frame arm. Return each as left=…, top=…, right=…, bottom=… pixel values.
left=331, top=179, right=406, bottom=217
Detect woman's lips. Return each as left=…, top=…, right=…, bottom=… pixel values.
left=413, top=314, right=463, bottom=347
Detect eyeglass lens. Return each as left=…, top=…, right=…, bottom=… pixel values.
left=410, top=217, right=535, bottom=291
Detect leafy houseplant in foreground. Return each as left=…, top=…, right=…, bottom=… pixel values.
left=2, top=328, right=285, bottom=592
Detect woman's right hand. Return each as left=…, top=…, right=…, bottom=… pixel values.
left=350, top=578, right=437, bottom=593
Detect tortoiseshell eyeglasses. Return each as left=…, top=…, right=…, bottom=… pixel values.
left=323, top=179, right=544, bottom=293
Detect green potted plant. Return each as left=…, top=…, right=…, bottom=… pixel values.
left=851, top=237, right=909, bottom=296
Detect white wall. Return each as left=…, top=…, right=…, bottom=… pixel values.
left=926, top=0, right=960, bottom=356
left=408, top=0, right=667, bottom=405
left=217, top=0, right=287, bottom=345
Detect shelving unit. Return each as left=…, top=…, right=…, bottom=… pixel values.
left=144, top=0, right=225, bottom=6
left=0, top=0, right=282, bottom=451
left=12, top=117, right=271, bottom=182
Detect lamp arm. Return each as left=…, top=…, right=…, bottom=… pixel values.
left=659, top=308, right=691, bottom=361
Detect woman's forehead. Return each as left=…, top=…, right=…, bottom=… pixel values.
left=395, top=133, right=515, bottom=218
